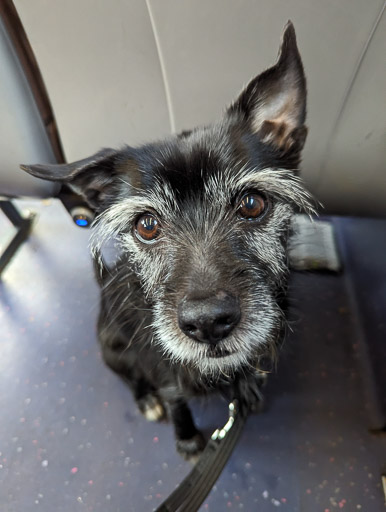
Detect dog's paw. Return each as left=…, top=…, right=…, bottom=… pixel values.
left=176, top=432, right=206, bottom=463
left=137, top=394, right=165, bottom=422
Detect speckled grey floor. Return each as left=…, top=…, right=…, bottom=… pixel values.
left=0, top=199, right=385, bottom=512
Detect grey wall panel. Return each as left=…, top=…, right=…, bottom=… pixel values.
left=316, top=7, right=386, bottom=217
left=13, top=0, right=386, bottom=215
left=15, top=0, right=171, bottom=162
left=148, top=0, right=385, bottom=216
left=0, top=20, right=58, bottom=198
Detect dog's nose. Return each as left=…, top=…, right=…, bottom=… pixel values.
left=178, top=292, right=241, bottom=345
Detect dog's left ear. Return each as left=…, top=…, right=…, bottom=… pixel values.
left=228, top=21, right=307, bottom=154
left=21, top=148, right=128, bottom=210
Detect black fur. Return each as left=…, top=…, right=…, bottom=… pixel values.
left=21, top=22, right=313, bottom=460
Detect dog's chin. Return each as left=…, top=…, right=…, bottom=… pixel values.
left=172, top=337, right=251, bottom=376
left=205, top=344, right=234, bottom=359
left=196, top=348, right=249, bottom=376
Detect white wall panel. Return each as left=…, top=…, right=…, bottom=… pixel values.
left=15, top=0, right=171, bottom=161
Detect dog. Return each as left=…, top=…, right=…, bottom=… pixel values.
left=21, top=21, right=314, bottom=461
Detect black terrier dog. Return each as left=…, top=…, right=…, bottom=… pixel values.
left=22, top=21, right=314, bottom=460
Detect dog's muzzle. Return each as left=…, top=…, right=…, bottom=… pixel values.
left=178, top=291, right=241, bottom=346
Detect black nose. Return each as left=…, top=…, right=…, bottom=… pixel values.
left=178, top=292, right=241, bottom=345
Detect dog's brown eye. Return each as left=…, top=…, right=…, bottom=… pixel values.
left=237, top=193, right=266, bottom=219
left=135, top=214, right=161, bottom=243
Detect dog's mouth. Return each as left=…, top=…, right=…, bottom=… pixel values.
left=152, top=300, right=278, bottom=374
left=205, top=344, right=234, bottom=359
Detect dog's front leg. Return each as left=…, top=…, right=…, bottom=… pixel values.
left=100, top=341, right=166, bottom=422
left=165, top=398, right=205, bottom=462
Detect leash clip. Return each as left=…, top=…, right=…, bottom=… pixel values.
left=211, top=400, right=239, bottom=441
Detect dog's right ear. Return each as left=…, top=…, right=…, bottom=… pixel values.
left=21, top=148, right=126, bottom=210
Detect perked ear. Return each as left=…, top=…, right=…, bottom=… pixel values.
left=228, top=21, right=307, bottom=154
left=21, top=148, right=123, bottom=210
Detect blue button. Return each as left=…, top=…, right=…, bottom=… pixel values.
left=75, top=218, right=89, bottom=227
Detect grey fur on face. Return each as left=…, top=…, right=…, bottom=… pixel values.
left=91, top=154, right=315, bottom=376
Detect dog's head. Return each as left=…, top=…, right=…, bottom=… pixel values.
left=22, top=22, right=314, bottom=376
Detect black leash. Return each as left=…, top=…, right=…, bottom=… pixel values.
left=155, top=400, right=248, bottom=512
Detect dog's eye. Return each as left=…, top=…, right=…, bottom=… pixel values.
left=237, top=193, right=267, bottom=219
left=135, top=213, right=161, bottom=243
